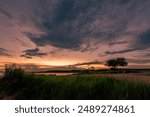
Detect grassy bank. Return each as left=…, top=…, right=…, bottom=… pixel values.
left=0, top=73, right=150, bottom=100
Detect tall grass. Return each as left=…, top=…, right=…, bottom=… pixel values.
left=0, top=71, right=150, bottom=99
left=4, top=64, right=25, bottom=80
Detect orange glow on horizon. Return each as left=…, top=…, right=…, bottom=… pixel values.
left=0, top=56, right=105, bottom=70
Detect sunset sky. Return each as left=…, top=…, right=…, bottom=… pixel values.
left=0, top=0, right=150, bottom=70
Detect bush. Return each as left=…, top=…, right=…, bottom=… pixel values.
left=4, top=64, right=25, bottom=80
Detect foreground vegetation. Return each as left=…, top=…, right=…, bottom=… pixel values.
left=0, top=69, right=150, bottom=99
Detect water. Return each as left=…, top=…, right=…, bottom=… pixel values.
left=0, top=72, right=74, bottom=78
left=35, top=72, right=74, bottom=76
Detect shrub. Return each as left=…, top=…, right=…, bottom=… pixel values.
left=4, top=64, right=25, bottom=80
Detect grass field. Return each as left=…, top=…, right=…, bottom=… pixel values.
left=0, top=71, right=150, bottom=100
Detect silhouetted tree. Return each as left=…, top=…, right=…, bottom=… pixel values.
left=116, top=57, right=128, bottom=68
left=105, top=59, right=118, bottom=69
left=105, top=57, right=128, bottom=69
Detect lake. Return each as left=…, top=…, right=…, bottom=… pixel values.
left=0, top=72, right=75, bottom=78
left=35, top=72, right=75, bottom=76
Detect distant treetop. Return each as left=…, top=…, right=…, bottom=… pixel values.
left=105, top=57, right=128, bottom=69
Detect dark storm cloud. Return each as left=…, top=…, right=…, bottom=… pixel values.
left=133, top=29, right=150, bottom=50
left=24, top=0, right=146, bottom=50
left=104, top=28, right=150, bottom=56
left=20, top=48, right=48, bottom=58
left=118, top=0, right=131, bottom=5
left=105, top=29, right=150, bottom=55
left=0, top=0, right=149, bottom=55
left=0, top=48, right=10, bottom=56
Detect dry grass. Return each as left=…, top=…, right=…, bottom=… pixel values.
left=96, top=72, right=150, bottom=84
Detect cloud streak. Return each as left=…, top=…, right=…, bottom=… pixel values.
left=20, top=48, right=48, bottom=59
left=105, top=48, right=139, bottom=55
left=69, top=60, right=102, bottom=67
left=128, top=59, right=150, bottom=64
left=0, top=48, right=10, bottom=56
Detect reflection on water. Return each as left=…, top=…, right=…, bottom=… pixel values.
left=0, top=72, right=74, bottom=78
left=35, top=72, right=74, bottom=76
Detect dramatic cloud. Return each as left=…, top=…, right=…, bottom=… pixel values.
left=105, top=48, right=139, bottom=55
left=133, top=29, right=150, bottom=50
left=0, top=0, right=150, bottom=68
left=25, top=0, right=148, bottom=50
left=105, top=29, right=150, bottom=55
left=20, top=48, right=48, bottom=59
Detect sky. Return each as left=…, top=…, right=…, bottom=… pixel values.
left=0, top=0, right=150, bottom=70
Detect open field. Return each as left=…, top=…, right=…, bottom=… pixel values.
left=0, top=69, right=150, bottom=100
left=96, top=72, right=150, bottom=84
